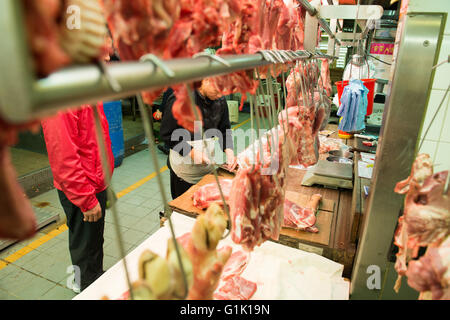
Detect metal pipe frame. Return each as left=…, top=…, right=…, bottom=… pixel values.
left=350, top=12, right=446, bottom=299
left=0, top=0, right=334, bottom=124
left=296, top=0, right=342, bottom=46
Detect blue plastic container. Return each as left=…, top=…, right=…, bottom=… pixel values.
left=103, top=101, right=125, bottom=168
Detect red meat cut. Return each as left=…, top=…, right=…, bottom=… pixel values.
left=192, top=179, right=233, bottom=210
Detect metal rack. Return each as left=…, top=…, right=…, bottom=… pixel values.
left=297, top=0, right=342, bottom=46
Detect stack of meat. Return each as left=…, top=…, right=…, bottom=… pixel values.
left=393, top=154, right=450, bottom=299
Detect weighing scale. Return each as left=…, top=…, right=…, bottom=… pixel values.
left=301, top=160, right=353, bottom=189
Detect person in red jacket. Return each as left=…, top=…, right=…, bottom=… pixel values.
left=41, top=103, right=114, bottom=292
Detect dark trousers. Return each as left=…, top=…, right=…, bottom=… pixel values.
left=167, top=157, right=194, bottom=199
left=58, top=189, right=107, bottom=291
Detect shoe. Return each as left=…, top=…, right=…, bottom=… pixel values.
left=159, top=211, right=165, bottom=219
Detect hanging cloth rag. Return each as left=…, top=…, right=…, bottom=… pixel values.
left=337, top=79, right=369, bottom=132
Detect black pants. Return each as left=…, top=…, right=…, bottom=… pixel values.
left=58, top=189, right=107, bottom=291
left=167, top=157, right=194, bottom=199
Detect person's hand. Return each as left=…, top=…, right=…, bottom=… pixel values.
left=153, top=110, right=162, bottom=121
left=190, top=149, right=211, bottom=165
left=82, top=203, right=102, bottom=223
left=224, top=149, right=237, bottom=171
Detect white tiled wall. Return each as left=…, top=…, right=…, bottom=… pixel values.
left=409, top=0, right=450, bottom=173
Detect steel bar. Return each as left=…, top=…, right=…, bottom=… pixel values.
left=1, top=49, right=329, bottom=124
left=350, top=12, right=445, bottom=299
left=296, top=0, right=342, bottom=46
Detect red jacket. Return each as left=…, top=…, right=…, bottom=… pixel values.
left=42, top=103, right=114, bottom=212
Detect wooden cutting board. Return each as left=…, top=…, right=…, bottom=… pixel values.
left=168, top=172, right=234, bottom=218
left=280, top=191, right=336, bottom=246
left=169, top=172, right=336, bottom=247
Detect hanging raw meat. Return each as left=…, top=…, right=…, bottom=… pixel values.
left=0, top=119, right=42, bottom=240
left=24, top=0, right=108, bottom=77
left=291, top=3, right=306, bottom=51
left=212, top=0, right=265, bottom=110
left=164, top=0, right=241, bottom=59
left=100, top=0, right=180, bottom=104
left=171, top=85, right=203, bottom=133
left=115, top=203, right=231, bottom=300
left=179, top=203, right=233, bottom=300
left=101, top=0, right=180, bottom=59
left=0, top=145, right=37, bottom=240
left=192, top=179, right=233, bottom=210
left=23, top=0, right=71, bottom=77
left=230, top=124, right=289, bottom=251
left=405, top=236, right=449, bottom=300
left=320, top=59, right=333, bottom=96
left=393, top=154, right=450, bottom=294
left=274, top=0, right=295, bottom=50
left=278, top=106, right=318, bottom=167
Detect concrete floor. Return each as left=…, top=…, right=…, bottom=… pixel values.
left=0, top=112, right=251, bottom=300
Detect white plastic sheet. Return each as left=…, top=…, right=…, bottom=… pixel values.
left=74, top=212, right=349, bottom=300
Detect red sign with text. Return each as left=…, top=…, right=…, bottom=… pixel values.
left=370, top=43, right=394, bottom=55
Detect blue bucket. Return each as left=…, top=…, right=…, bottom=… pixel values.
left=103, top=101, right=124, bottom=168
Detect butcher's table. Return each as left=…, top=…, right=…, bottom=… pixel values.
left=74, top=212, right=349, bottom=300
left=169, top=124, right=358, bottom=278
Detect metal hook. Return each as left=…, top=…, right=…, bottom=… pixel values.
left=140, top=54, right=176, bottom=78
left=192, top=52, right=232, bottom=67
left=98, top=61, right=122, bottom=93
left=258, top=50, right=277, bottom=64
left=280, top=50, right=293, bottom=63
left=270, top=50, right=285, bottom=64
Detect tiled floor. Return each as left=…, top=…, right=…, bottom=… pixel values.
left=0, top=113, right=252, bottom=300
left=10, top=148, right=50, bottom=177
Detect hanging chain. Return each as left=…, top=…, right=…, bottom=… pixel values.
left=92, top=106, right=134, bottom=300
left=418, top=84, right=450, bottom=151
left=135, top=94, right=189, bottom=299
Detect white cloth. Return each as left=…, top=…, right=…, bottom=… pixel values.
left=169, top=138, right=216, bottom=184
